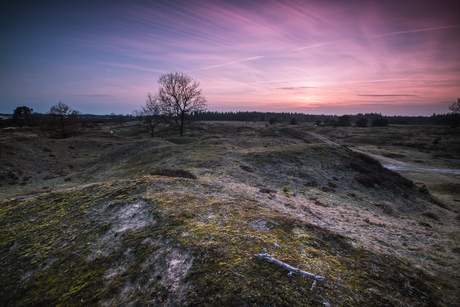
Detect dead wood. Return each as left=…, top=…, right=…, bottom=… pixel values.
left=254, top=249, right=325, bottom=290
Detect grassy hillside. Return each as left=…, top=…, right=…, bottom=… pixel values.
left=1, top=122, right=459, bottom=306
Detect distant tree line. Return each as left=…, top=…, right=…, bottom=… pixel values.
left=2, top=109, right=459, bottom=131
left=193, top=111, right=459, bottom=127
left=2, top=98, right=459, bottom=135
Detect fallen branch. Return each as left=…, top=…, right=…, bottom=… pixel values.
left=254, top=249, right=325, bottom=290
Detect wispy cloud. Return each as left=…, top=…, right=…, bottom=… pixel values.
left=357, top=94, right=417, bottom=97
left=194, top=56, right=265, bottom=71
left=278, top=87, right=315, bottom=90
left=1, top=0, right=459, bottom=115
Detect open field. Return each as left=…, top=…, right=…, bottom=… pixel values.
left=1, top=122, right=459, bottom=306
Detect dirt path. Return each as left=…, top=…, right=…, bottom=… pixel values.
left=307, top=132, right=460, bottom=174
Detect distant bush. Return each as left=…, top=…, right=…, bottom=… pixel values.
left=337, top=115, right=351, bottom=127
left=259, top=188, right=277, bottom=194
left=372, top=118, right=388, bottom=127
left=350, top=152, right=414, bottom=189
left=240, top=165, right=254, bottom=172
left=419, top=221, right=432, bottom=228
left=374, top=201, right=397, bottom=215
left=355, top=117, right=368, bottom=127
left=304, top=181, right=318, bottom=187
left=283, top=186, right=290, bottom=197
left=151, top=168, right=197, bottom=179
left=418, top=184, right=430, bottom=194
left=41, top=102, right=80, bottom=138
left=421, top=210, right=440, bottom=221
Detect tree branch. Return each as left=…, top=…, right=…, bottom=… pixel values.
left=254, top=249, right=325, bottom=289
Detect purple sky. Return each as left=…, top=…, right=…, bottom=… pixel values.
left=1, top=0, right=459, bottom=115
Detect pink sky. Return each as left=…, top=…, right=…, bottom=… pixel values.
left=1, top=0, right=459, bottom=115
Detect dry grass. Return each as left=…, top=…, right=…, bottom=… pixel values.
left=151, top=168, right=197, bottom=179
left=1, top=122, right=459, bottom=306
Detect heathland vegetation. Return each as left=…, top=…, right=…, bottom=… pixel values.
left=1, top=107, right=459, bottom=305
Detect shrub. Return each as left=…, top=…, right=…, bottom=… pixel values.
left=304, top=181, right=318, bottom=187
left=350, top=152, right=414, bottom=189
left=374, top=201, right=396, bottom=215
left=355, top=174, right=380, bottom=187
left=419, top=221, right=432, bottom=228
left=240, top=165, right=254, bottom=172
left=282, top=186, right=290, bottom=197
left=151, top=168, right=197, bottom=179
left=372, top=118, right=389, bottom=127
left=418, top=185, right=430, bottom=194
left=421, top=210, right=440, bottom=221
left=355, top=117, right=368, bottom=127
left=259, top=188, right=277, bottom=194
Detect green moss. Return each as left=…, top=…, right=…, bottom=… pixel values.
left=0, top=176, right=454, bottom=306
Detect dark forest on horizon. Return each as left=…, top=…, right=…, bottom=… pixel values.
left=1, top=109, right=459, bottom=129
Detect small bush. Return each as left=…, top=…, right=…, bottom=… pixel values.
left=421, top=210, right=440, bottom=221
left=418, top=185, right=430, bottom=194
left=355, top=174, right=380, bottom=187
left=151, top=168, right=197, bottom=179
left=372, top=118, right=389, bottom=127
left=351, top=152, right=414, bottom=189
left=240, top=165, right=254, bottom=172
left=259, top=188, right=277, bottom=194
left=374, top=201, right=397, bottom=215
left=304, top=181, right=318, bottom=187
left=283, top=186, right=290, bottom=197
left=419, top=221, right=432, bottom=228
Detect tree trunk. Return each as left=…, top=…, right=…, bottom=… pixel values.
left=150, top=120, right=154, bottom=137
left=179, top=112, right=185, bottom=136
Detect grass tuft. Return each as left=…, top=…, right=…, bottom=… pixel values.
left=374, top=201, right=397, bottom=215
left=421, top=210, right=440, bottom=221
left=151, top=168, right=197, bottom=179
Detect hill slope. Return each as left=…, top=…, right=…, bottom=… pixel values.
left=1, top=122, right=459, bottom=306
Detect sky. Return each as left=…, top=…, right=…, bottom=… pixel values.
left=1, top=0, right=459, bottom=116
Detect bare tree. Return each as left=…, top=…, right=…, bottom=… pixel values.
left=135, top=93, right=163, bottom=137
left=448, top=98, right=460, bottom=114
left=43, top=101, right=80, bottom=138
left=152, top=72, right=207, bottom=136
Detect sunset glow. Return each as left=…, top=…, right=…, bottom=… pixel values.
left=1, top=0, right=459, bottom=115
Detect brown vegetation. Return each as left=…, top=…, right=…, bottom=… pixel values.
left=0, top=121, right=459, bottom=306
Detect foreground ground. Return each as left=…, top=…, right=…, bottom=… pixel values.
left=1, top=122, right=459, bottom=306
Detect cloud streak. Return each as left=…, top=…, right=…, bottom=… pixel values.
left=1, top=0, right=459, bottom=115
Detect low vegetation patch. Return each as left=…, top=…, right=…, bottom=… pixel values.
left=421, top=210, right=440, bottom=221
left=151, top=168, right=197, bottom=179
left=1, top=177, right=453, bottom=306
left=373, top=201, right=397, bottom=215
left=350, top=152, right=414, bottom=189
left=1, top=122, right=459, bottom=306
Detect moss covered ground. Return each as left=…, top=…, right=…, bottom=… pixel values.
left=0, top=122, right=459, bottom=306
